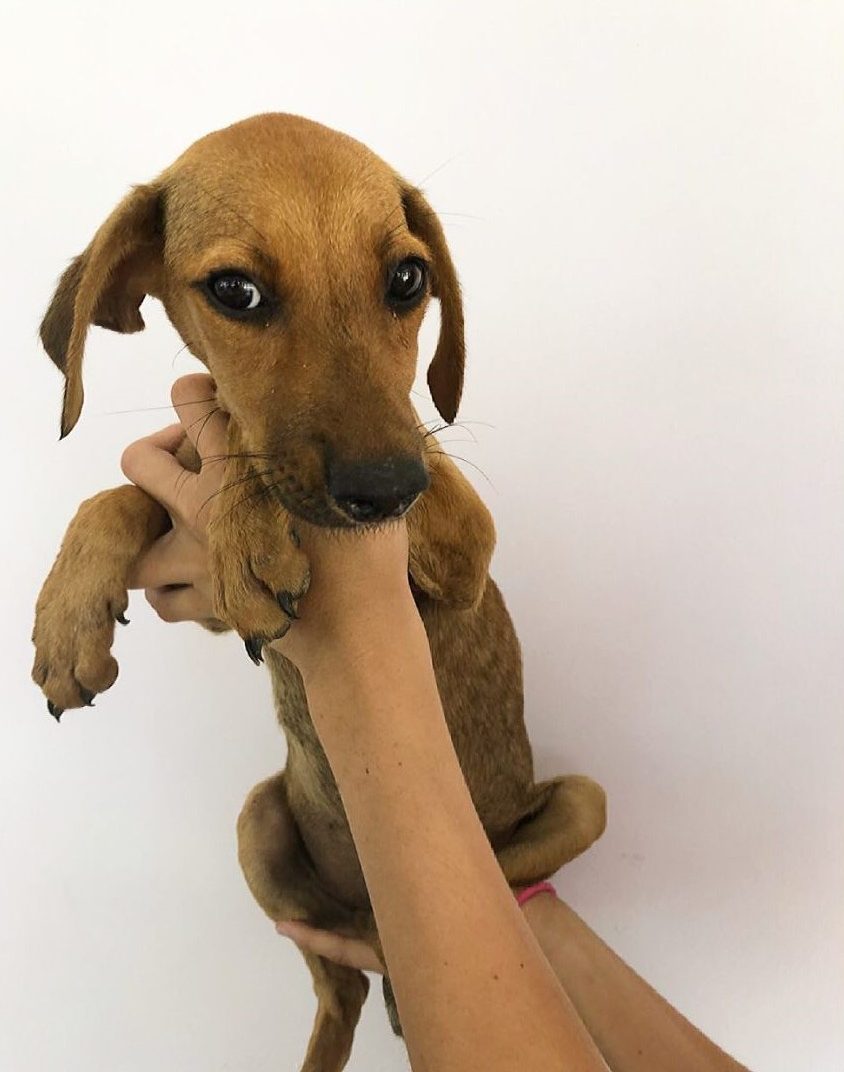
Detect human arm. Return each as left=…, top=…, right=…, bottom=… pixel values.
left=520, top=895, right=750, bottom=1072
left=281, top=890, right=751, bottom=1072
left=269, top=528, right=607, bottom=1072
left=122, top=377, right=607, bottom=1072
left=124, top=376, right=748, bottom=1072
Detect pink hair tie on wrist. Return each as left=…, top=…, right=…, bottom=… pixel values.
left=515, top=880, right=557, bottom=907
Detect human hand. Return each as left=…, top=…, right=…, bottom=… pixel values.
left=122, top=375, right=417, bottom=676
left=275, top=886, right=559, bottom=976
left=275, top=921, right=385, bottom=973
left=121, top=374, right=227, bottom=624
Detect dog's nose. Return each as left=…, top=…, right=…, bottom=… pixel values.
left=328, top=456, right=430, bottom=523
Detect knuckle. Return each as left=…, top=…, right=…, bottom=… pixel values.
left=120, top=440, right=144, bottom=478
left=144, top=588, right=173, bottom=621
left=171, top=373, right=212, bottom=409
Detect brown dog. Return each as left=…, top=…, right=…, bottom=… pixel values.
left=31, top=113, right=606, bottom=1071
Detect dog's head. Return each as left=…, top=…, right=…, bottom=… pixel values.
left=40, top=113, right=465, bottom=527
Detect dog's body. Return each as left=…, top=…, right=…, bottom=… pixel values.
left=32, top=114, right=606, bottom=1071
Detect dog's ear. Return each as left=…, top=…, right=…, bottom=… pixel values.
left=40, top=184, right=164, bottom=437
left=401, top=185, right=465, bottom=423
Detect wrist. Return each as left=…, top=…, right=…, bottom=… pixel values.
left=521, top=891, right=578, bottom=951
left=296, top=585, right=429, bottom=691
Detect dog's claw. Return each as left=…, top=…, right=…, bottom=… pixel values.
left=115, top=612, right=130, bottom=626
left=46, top=700, right=63, bottom=722
left=79, top=687, right=96, bottom=707
left=277, top=591, right=299, bottom=620
left=244, top=636, right=264, bottom=666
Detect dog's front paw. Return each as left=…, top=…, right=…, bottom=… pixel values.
left=209, top=493, right=310, bottom=664
left=31, top=562, right=128, bottom=720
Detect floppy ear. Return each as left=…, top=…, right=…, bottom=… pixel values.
left=401, top=185, right=465, bottom=423
left=40, top=184, right=164, bottom=437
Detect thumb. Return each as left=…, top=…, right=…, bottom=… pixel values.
left=171, top=374, right=229, bottom=464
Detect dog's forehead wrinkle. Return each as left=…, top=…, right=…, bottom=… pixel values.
left=164, top=175, right=404, bottom=293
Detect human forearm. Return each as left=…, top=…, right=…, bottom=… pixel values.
left=301, top=599, right=606, bottom=1072
left=523, top=896, right=750, bottom=1072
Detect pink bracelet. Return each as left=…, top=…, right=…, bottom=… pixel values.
left=515, top=880, right=557, bottom=907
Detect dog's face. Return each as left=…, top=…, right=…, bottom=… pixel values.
left=40, top=114, right=465, bottom=527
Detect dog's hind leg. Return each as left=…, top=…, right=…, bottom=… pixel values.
left=237, top=771, right=370, bottom=1072
left=496, top=775, right=607, bottom=888
left=298, top=953, right=369, bottom=1072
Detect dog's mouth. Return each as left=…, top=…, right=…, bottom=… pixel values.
left=269, top=485, right=422, bottom=529
left=267, top=482, right=357, bottom=529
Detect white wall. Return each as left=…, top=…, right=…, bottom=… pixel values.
left=2, top=3, right=841, bottom=1069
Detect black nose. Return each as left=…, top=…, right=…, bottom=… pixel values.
left=328, top=456, right=430, bottom=523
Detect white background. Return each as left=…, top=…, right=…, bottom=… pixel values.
left=1, top=3, right=841, bottom=1070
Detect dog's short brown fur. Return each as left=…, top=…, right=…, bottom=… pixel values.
left=32, top=114, right=606, bottom=1071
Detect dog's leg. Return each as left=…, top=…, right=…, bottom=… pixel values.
left=408, top=447, right=496, bottom=609
left=31, top=485, right=170, bottom=715
left=299, top=953, right=370, bottom=1072
left=207, top=422, right=310, bottom=655
left=496, top=776, right=607, bottom=887
left=237, top=772, right=370, bottom=1072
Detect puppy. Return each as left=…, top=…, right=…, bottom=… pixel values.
left=32, top=113, right=606, bottom=1072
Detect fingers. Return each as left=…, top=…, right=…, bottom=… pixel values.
left=144, top=584, right=213, bottom=624
left=128, top=528, right=204, bottom=590
left=121, top=432, right=192, bottom=519
left=171, top=374, right=229, bottom=463
left=145, top=423, right=185, bottom=453
left=275, top=921, right=384, bottom=974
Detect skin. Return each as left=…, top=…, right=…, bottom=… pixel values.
left=124, top=377, right=750, bottom=1072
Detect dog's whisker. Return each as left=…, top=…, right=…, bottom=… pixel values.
left=188, top=406, right=221, bottom=453
left=243, top=483, right=279, bottom=523
left=99, top=397, right=219, bottom=416
left=431, top=438, right=478, bottom=449
left=200, top=451, right=277, bottom=463
left=428, top=449, right=495, bottom=489
left=419, top=417, right=493, bottom=443
left=446, top=421, right=485, bottom=444
left=429, top=424, right=479, bottom=445
left=415, top=155, right=461, bottom=189
left=422, top=423, right=450, bottom=440
left=209, top=479, right=279, bottom=529
left=170, top=342, right=191, bottom=368
left=198, top=467, right=277, bottom=516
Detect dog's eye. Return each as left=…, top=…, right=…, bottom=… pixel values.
left=387, top=258, right=427, bottom=306
left=206, top=273, right=264, bottom=314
